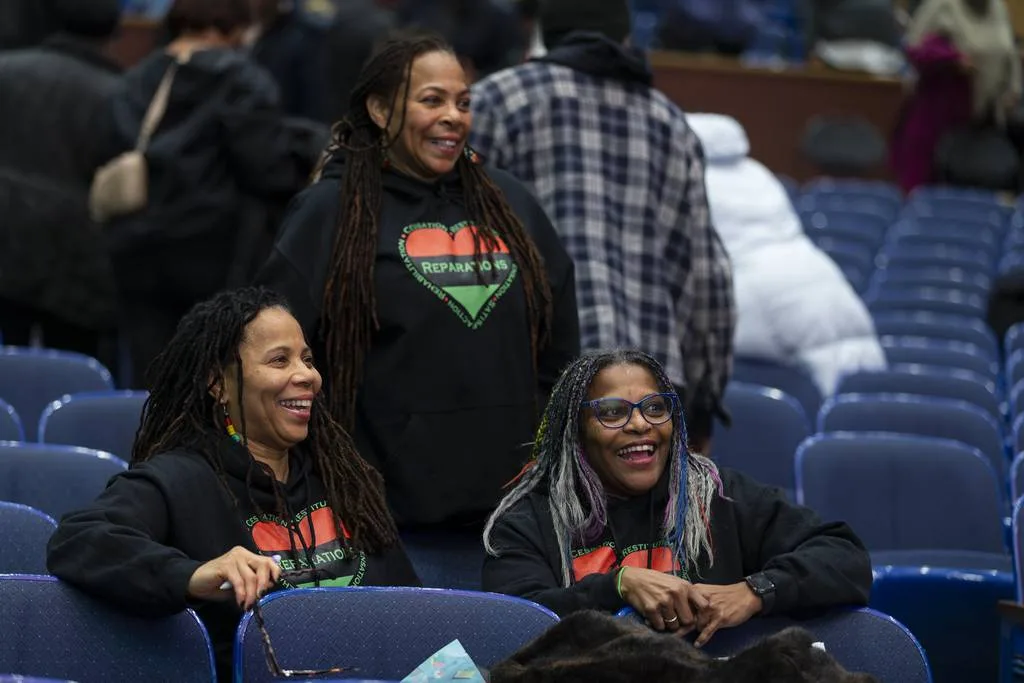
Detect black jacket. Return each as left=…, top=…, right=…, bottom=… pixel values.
left=0, top=35, right=121, bottom=329
left=251, top=12, right=329, bottom=122
left=257, top=157, right=580, bottom=526
left=0, top=34, right=121, bottom=186
left=106, top=48, right=315, bottom=305
left=47, top=438, right=419, bottom=682
left=483, top=468, right=872, bottom=617
left=323, top=0, right=396, bottom=122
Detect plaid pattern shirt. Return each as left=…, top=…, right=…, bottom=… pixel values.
left=470, top=57, right=735, bottom=411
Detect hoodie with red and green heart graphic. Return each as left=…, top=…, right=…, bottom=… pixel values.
left=256, top=155, right=580, bottom=527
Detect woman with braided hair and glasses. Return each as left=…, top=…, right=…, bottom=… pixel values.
left=483, top=349, right=871, bottom=646
left=47, top=287, right=418, bottom=682
left=256, top=33, right=579, bottom=530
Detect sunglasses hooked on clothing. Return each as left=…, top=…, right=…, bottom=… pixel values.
left=580, top=392, right=679, bottom=429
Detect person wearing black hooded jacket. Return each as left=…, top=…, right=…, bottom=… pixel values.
left=105, top=0, right=320, bottom=385
left=256, top=34, right=580, bottom=531
left=48, top=287, right=417, bottom=682
left=483, top=350, right=871, bottom=645
left=0, top=0, right=123, bottom=358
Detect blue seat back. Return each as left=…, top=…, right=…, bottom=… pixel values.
left=801, top=209, right=889, bottom=245
left=702, top=608, right=930, bottom=683
left=714, top=383, right=809, bottom=494
left=871, top=566, right=1010, bottom=683
left=881, top=337, right=999, bottom=379
left=796, top=433, right=1005, bottom=552
left=872, top=313, right=997, bottom=358
left=0, top=349, right=113, bottom=441
left=38, top=391, right=148, bottom=461
left=835, top=369, right=1001, bottom=423
left=1015, top=496, right=1024, bottom=601
left=868, top=288, right=988, bottom=320
left=1008, top=349, right=1024, bottom=389
left=731, top=358, right=822, bottom=423
left=0, top=399, right=23, bottom=442
left=817, top=394, right=1006, bottom=479
left=884, top=252, right=992, bottom=275
left=871, top=269, right=992, bottom=299
left=1007, top=322, right=1024, bottom=359
left=889, top=230, right=999, bottom=258
left=0, top=443, right=126, bottom=520
left=400, top=530, right=484, bottom=590
left=0, top=575, right=215, bottom=682
left=0, top=502, right=55, bottom=574
left=234, top=587, right=559, bottom=683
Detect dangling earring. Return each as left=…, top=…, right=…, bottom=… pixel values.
left=463, top=144, right=482, bottom=165
left=223, top=403, right=241, bottom=443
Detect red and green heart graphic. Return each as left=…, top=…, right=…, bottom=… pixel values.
left=399, top=221, right=518, bottom=329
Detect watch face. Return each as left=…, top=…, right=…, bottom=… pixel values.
left=747, top=573, right=775, bottom=595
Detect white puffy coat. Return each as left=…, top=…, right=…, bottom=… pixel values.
left=687, top=113, right=886, bottom=396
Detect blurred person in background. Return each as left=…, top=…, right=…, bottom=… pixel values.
left=0, top=0, right=122, bottom=360
left=395, top=0, right=527, bottom=80
left=0, top=0, right=57, bottom=50
left=248, top=0, right=330, bottom=121
left=102, top=0, right=320, bottom=386
left=471, top=0, right=736, bottom=454
left=891, top=0, right=1021, bottom=191
left=322, top=0, right=398, bottom=123
left=687, top=113, right=887, bottom=396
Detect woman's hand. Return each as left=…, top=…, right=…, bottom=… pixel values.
left=619, top=567, right=711, bottom=633
left=187, top=546, right=281, bottom=609
left=690, top=582, right=763, bottom=647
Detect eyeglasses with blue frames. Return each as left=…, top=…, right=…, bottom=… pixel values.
left=580, top=392, right=679, bottom=429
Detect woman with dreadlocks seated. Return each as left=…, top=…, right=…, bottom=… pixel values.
left=257, top=33, right=579, bottom=529
left=483, top=350, right=871, bottom=646
left=47, top=287, right=418, bottom=682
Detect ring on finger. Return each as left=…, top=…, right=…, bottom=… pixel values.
left=664, top=615, right=679, bottom=624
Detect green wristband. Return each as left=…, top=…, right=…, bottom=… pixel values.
left=616, top=566, right=628, bottom=598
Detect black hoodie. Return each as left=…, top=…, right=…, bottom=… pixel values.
left=256, top=157, right=580, bottom=527
left=46, top=439, right=419, bottom=682
left=107, top=48, right=315, bottom=303
left=482, top=468, right=872, bottom=618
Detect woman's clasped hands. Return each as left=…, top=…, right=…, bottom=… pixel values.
left=618, top=567, right=763, bottom=647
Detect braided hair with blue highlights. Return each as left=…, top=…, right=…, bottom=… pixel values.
left=483, top=349, right=723, bottom=586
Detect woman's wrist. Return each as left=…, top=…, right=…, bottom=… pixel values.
left=616, top=566, right=628, bottom=599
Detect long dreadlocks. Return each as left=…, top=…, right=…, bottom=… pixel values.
left=313, top=33, right=553, bottom=427
left=132, top=287, right=397, bottom=553
left=483, top=349, right=723, bottom=587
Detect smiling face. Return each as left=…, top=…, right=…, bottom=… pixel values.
left=220, top=306, right=322, bottom=458
left=368, top=50, right=472, bottom=181
left=580, top=363, right=674, bottom=498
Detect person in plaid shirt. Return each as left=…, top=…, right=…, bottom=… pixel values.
left=470, top=0, right=736, bottom=449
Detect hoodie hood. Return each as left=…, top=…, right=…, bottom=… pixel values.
left=536, top=31, right=652, bottom=87
left=218, top=437, right=315, bottom=505
left=685, top=113, right=804, bottom=255
left=685, top=112, right=750, bottom=163
left=319, top=150, right=467, bottom=203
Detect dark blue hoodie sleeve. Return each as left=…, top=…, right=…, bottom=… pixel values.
left=46, top=468, right=203, bottom=617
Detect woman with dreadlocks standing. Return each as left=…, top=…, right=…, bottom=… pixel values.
left=256, top=34, right=580, bottom=530
left=47, top=287, right=418, bottom=682
left=483, top=350, right=871, bottom=646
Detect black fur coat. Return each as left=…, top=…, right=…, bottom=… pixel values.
left=491, top=611, right=879, bottom=683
